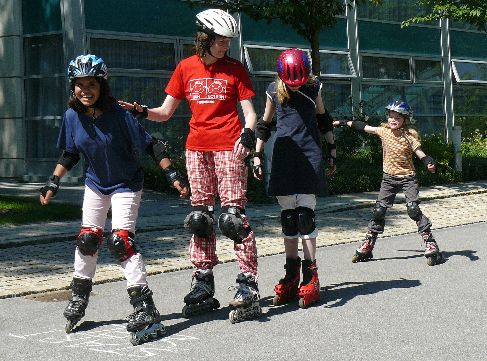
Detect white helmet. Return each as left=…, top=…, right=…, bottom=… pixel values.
left=196, top=9, right=239, bottom=38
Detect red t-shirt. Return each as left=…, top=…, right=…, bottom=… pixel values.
left=165, top=55, right=255, bottom=151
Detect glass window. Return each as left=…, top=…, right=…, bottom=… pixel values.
left=182, top=42, right=195, bottom=59
left=90, top=38, right=177, bottom=71
left=357, top=0, right=428, bottom=24
left=24, top=35, right=64, bottom=75
left=362, top=56, right=410, bottom=80
left=453, top=85, right=487, bottom=116
left=320, top=52, right=356, bottom=77
left=452, top=60, right=487, bottom=83
left=25, top=118, right=64, bottom=158
left=414, top=59, right=442, bottom=82
left=25, top=77, right=66, bottom=117
left=322, top=82, right=351, bottom=117
left=245, top=46, right=283, bottom=74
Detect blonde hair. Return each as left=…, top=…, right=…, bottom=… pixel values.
left=275, top=75, right=318, bottom=104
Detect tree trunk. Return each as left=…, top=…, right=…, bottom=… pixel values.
left=309, top=29, right=321, bottom=76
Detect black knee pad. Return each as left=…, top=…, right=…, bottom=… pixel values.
left=281, top=209, right=298, bottom=237
left=296, top=207, right=316, bottom=235
left=76, top=227, right=103, bottom=256
left=372, top=203, right=387, bottom=222
left=406, top=201, right=422, bottom=221
left=108, top=229, right=137, bottom=262
left=218, top=206, right=251, bottom=243
left=184, top=206, right=214, bottom=237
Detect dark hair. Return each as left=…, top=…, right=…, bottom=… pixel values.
left=194, top=31, right=215, bottom=58
left=68, top=77, right=116, bottom=113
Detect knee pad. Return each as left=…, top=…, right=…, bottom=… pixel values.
left=218, top=206, right=251, bottom=243
left=184, top=206, right=214, bottom=237
left=372, top=203, right=387, bottom=222
left=296, top=207, right=316, bottom=235
left=76, top=227, right=103, bottom=256
left=406, top=202, right=422, bottom=221
left=108, top=229, right=137, bottom=262
left=281, top=209, right=298, bottom=237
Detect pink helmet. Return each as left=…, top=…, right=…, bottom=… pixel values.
left=276, top=49, right=311, bottom=87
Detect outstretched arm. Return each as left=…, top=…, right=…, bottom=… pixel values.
left=333, top=119, right=378, bottom=135
left=118, top=94, right=181, bottom=123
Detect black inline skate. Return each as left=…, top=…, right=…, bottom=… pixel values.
left=63, top=277, right=92, bottom=333
left=228, top=273, right=261, bottom=324
left=422, top=231, right=443, bottom=266
left=182, top=269, right=220, bottom=318
left=352, top=232, right=377, bottom=263
left=126, top=286, right=166, bottom=346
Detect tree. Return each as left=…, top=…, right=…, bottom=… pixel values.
left=182, top=0, right=377, bottom=75
left=402, top=0, right=487, bottom=31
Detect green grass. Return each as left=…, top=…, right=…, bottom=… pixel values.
left=0, top=195, right=81, bottom=225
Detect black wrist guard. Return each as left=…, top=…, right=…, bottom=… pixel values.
left=164, top=166, right=187, bottom=189
left=317, top=109, right=333, bottom=134
left=240, top=128, right=256, bottom=149
left=147, top=137, right=170, bottom=164
left=40, top=175, right=60, bottom=197
left=336, top=119, right=348, bottom=127
left=422, top=155, right=436, bottom=168
left=131, top=104, right=148, bottom=119
left=256, top=118, right=272, bottom=142
left=350, top=121, right=366, bottom=132
left=253, top=151, right=264, bottom=159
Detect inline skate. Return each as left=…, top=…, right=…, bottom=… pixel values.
left=298, top=260, right=320, bottom=308
left=64, top=277, right=92, bottom=333
left=126, top=286, right=166, bottom=346
left=422, top=231, right=443, bottom=266
left=352, top=232, right=377, bottom=263
left=228, top=273, right=261, bottom=323
left=182, top=269, right=220, bottom=318
left=273, top=257, right=301, bottom=306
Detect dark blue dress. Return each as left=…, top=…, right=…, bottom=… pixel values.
left=267, top=80, right=325, bottom=196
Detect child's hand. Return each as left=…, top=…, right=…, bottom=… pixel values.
left=427, top=163, right=436, bottom=173
left=252, top=157, right=263, bottom=181
left=174, top=181, right=190, bottom=198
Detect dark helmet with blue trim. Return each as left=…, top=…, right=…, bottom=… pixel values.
left=67, top=54, right=108, bottom=81
left=385, top=100, right=414, bottom=123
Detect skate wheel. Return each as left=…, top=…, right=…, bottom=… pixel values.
left=182, top=305, right=192, bottom=318
left=130, top=333, right=141, bottom=346
left=229, top=310, right=238, bottom=324
left=351, top=254, right=360, bottom=263
left=298, top=298, right=307, bottom=309
left=65, top=320, right=75, bottom=334
left=427, top=252, right=442, bottom=266
left=212, top=299, right=220, bottom=310
left=272, top=295, right=281, bottom=306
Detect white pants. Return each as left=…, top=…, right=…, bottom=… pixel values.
left=276, top=194, right=318, bottom=239
left=73, top=186, right=147, bottom=288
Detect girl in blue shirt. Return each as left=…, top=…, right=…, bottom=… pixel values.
left=39, top=54, right=188, bottom=345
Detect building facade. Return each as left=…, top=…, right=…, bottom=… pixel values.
left=1, top=0, right=487, bottom=180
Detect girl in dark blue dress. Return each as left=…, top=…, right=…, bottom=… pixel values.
left=253, top=49, right=336, bottom=308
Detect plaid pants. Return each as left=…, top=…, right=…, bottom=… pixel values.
left=186, top=150, right=258, bottom=276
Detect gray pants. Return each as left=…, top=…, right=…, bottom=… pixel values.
left=368, top=173, right=432, bottom=234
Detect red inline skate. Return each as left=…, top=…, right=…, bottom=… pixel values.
left=273, top=257, right=301, bottom=306
left=298, top=259, right=320, bottom=308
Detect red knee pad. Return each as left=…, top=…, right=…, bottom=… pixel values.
left=108, top=229, right=137, bottom=262
left=76, top=227, right=104, bottom=256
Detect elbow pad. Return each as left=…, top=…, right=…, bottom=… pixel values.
left=255, top=119, right=272, bottom=142
left=317, top=109, right=333, bottom=134
left=350, top=121, right=366, bottom=132
left=147, top=137, right=170, bottom=164
left=57, top=151, right=80, bottom=170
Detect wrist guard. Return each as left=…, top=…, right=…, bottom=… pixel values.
left=40, top=175, right=60, bottom=197
left=240, top=128, right=256, bottom=149
left=256, top=119, right=272, bottom=142
left=130, top=104, right=148, bottom=119
left=317, top=109, right=333, bottom=134
left=164, top=166, right=187, bottom=189
left=253, top=151, right=264, bottom=159
left=350, top=120, right=366, bottom=132
left=422, top=155, right=436, bottom=168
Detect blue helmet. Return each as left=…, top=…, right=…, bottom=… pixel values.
left=385, top=100, right=412, bottom=117
left=67, top=54, right=108, bottom=81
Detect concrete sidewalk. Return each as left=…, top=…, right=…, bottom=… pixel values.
left=1, top=179, right=487, bottom=298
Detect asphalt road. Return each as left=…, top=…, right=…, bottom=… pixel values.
left=1, top=222, right=486, bottom=361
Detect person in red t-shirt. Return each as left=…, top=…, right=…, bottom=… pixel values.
left=119, top=9, right=260, bottom=323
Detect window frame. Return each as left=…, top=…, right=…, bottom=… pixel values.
left=451, top=59, right=487, bottom=84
